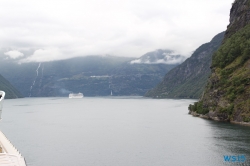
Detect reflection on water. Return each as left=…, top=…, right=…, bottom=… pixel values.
left=206, top=120, right=250, bottom=164
left=0, top=97, right=249, bottom=166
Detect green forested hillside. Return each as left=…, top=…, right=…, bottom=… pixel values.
left=145, top=32, right=224, bottom=99
left=189, top=0, right=250, bottom=123
left=0, top=74, right=23, bottom=99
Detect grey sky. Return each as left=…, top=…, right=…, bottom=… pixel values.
left=0, top=0, right=234, bottom=62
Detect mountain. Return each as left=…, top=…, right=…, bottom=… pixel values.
left=145, top=32, right=225, bottom=99
left=0, top=51, right=183, bottom=97
left=189, top=0, right=250, bottom=124
left=0, top=74, right=23, bottom=99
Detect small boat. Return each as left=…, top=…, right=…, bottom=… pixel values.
left=69, top=92, right=84, bottom=98
left=0, top=91, right=27, bottom=166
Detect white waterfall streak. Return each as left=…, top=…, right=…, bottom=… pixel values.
left=38, top=64, right=45, bottom=94
left=36, top=63, right=41, bottom=76
left=29, top=63, right=42, bottom=97
left=42, top=65, right=44, bottom=76
left=39, top=64, right=44, bottom=86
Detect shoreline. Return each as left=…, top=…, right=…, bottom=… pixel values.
left=189, top=111, right=250, bottom=127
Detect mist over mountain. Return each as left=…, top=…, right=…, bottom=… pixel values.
left=0, top=50, right=182, bottom=97
left=130, top=49, right=186, bottom=64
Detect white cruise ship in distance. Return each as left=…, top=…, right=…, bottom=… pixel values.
left=0, top=91, right=27, bottom=166
left=69, top=92, right=84, bottom=98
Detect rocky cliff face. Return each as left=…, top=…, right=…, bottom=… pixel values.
left=189, top=0, right=250, bottom=124
left=145, top=32, right=224, bottom=99
left=225, top=0, right=250, bottom=39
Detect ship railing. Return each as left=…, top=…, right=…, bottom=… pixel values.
left=0, top=153, right=26, bottom=166
left=0, top=91, right=5, bottom=102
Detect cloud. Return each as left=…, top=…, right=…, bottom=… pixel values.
left=0, top=0, right=234, bottom=62
left=130, top=51, right=186, bottom=64
left=20, top=48, right=62, bottom=62
left=4, top=50, right=24, bottom=59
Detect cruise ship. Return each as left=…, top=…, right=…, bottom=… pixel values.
left=69, top=92, right=84, bottom=98
left=0, top=91, right=26, bottom=166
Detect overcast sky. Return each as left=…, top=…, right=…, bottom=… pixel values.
left=0, top=0, right=234, bottom=62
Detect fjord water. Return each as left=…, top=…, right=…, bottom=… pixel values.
left=0, top=97, right=249, bottom=166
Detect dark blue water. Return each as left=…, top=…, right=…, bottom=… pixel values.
left=0, top=97, right=249, bottom=166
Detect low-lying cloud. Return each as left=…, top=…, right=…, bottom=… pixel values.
left=20, top=48, right=63, bottom=62
left=130, top=51, right=186, bottom=64
left=4, top=50, right=24, bottom=59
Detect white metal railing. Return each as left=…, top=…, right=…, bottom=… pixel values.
left=0, top=131, right=26, bottom=166
left=0, top=91, right=26, bottom=166
left=0, top=153, right=26, bottom=166
left=0, top=91, right=5, bottom=101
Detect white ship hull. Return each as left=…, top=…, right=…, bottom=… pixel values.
left=69, top=93, right=84, bottom=98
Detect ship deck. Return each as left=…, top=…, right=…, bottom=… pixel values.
left=0, top=130, right=26, bottom=166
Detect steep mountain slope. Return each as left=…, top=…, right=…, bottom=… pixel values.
left=189, top=0, right=250, bottom=124
left=0, top=74, right=23, bottom=99
left=0, top=56, right=133, bottom=97
left=145, top=32, right=224, bottom=99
